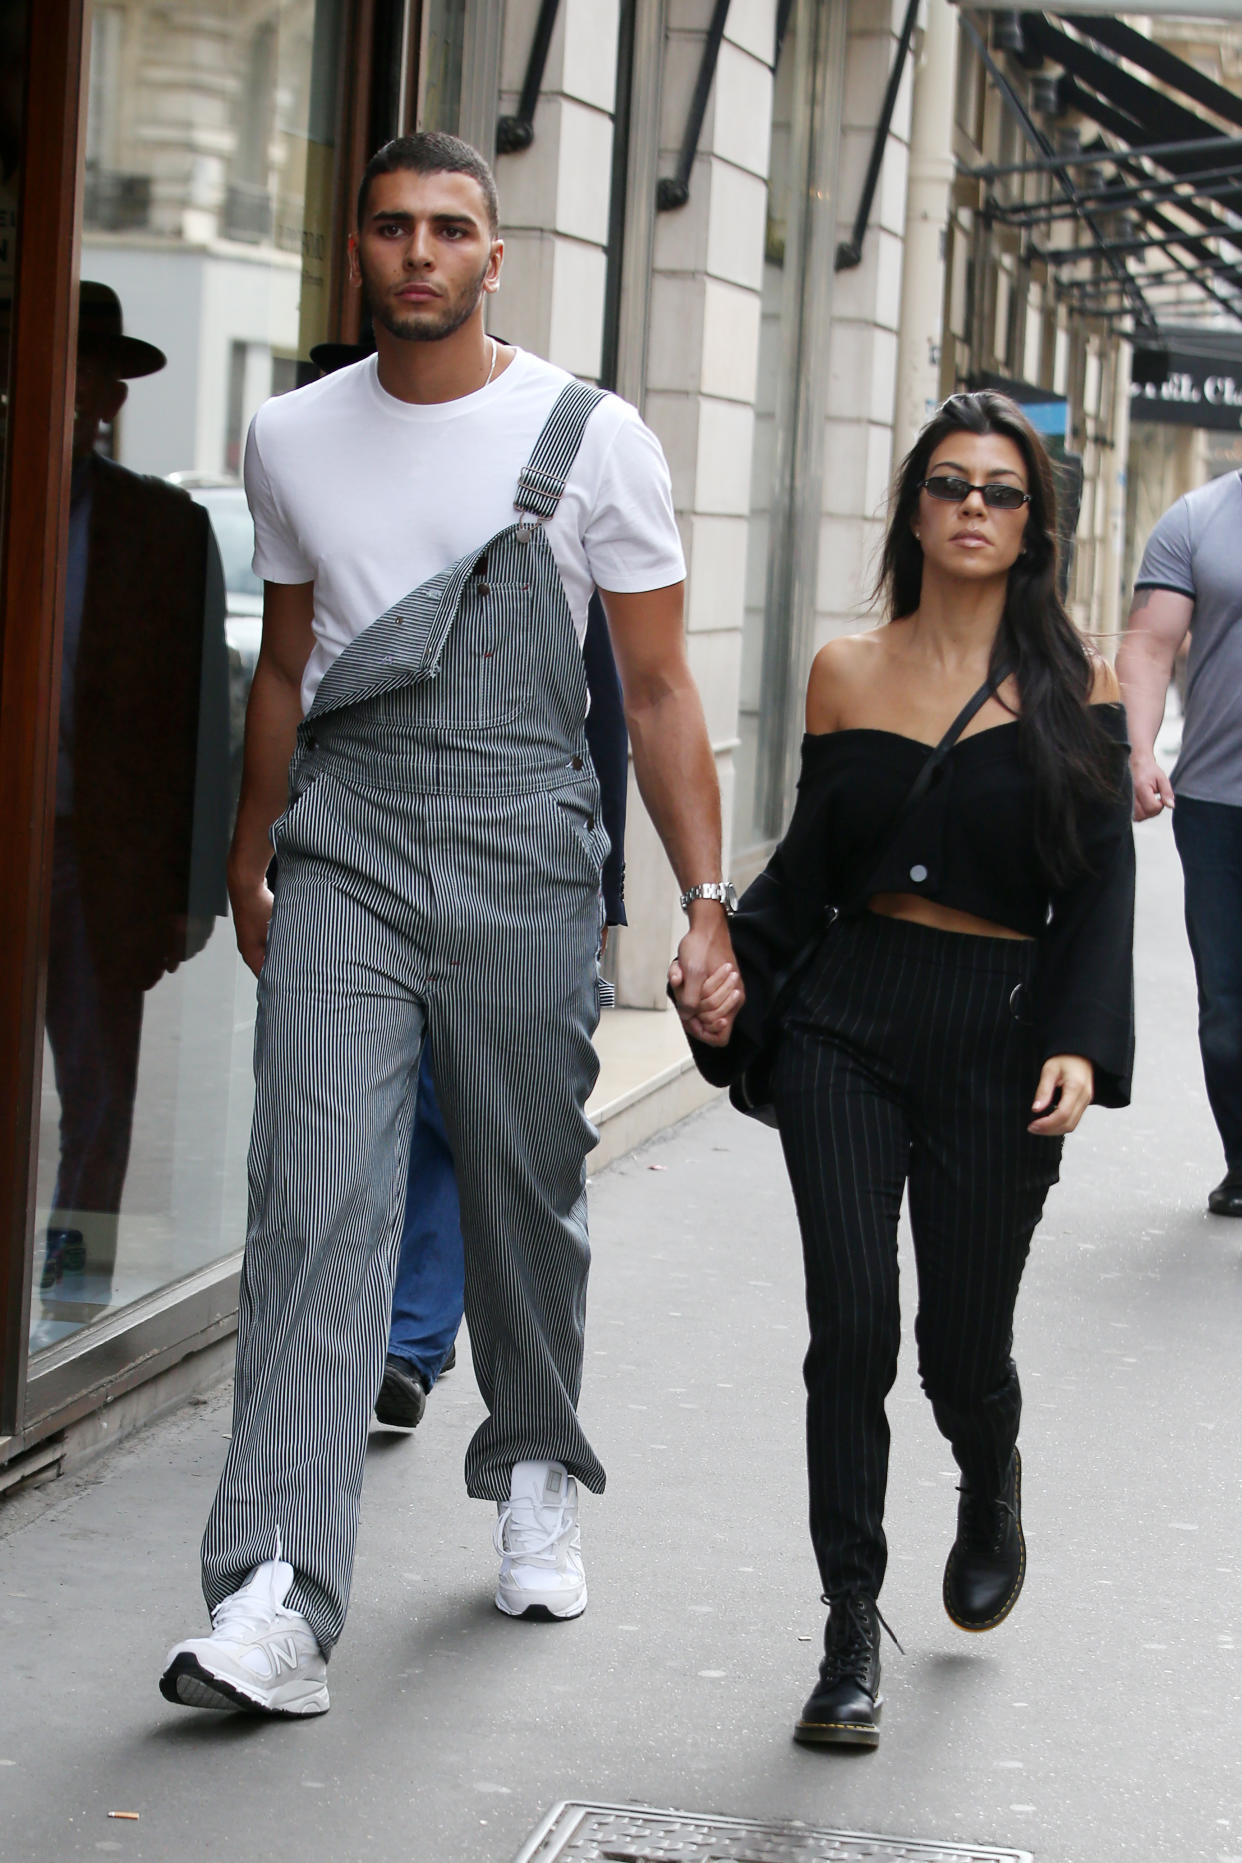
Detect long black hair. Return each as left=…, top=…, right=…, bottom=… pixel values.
left=878, top=390, right=1115, bottom=884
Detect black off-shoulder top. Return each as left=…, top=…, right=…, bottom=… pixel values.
left=707, top=701, right=1135, bottom=1107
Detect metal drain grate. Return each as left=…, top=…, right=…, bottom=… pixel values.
left=510, top=1803, right=1032, bottom=1863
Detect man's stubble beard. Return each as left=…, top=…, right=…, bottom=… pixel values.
left=363, top=254, right=492, bottom=345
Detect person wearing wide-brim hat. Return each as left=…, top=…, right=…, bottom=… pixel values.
left=73, top=282, right=165, bottom=462
left=38, top=281, right=229, bottom=1302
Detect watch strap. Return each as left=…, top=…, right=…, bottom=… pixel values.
left=680, top=881, right=735, bottom=912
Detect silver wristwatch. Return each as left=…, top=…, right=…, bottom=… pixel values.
left=679, top=881, right=739, bottom=916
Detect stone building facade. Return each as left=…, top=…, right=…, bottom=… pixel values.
left=3, top=0, right=1216, bottom=1472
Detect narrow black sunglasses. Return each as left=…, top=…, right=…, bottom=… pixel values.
left=919, top=474, right=1030, bottom=511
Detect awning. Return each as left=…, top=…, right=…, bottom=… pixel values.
left=960, top=10, right=1242, bottom=336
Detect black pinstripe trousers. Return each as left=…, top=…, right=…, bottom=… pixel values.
left=771, top=912, right=1063, bottom=1602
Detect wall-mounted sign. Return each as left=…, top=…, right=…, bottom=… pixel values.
left=1131, top=347, right=1242, bottom=430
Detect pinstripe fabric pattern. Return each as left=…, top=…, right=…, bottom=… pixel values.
left=772, top=912, right=1063, bottom=1603
left=201, top=386, right=613, bottom=1651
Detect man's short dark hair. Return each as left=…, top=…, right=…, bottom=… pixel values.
left=356, top=132, right=500, bottom=236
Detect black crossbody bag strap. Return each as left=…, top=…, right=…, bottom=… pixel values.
left=839, top=658, right=1015, bottom=915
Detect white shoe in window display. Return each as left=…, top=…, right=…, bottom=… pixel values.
left=494, top=1460, right=588, bottom=1620
left=160, top=1559, right=329, bottom=1716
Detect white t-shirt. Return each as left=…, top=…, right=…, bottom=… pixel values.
left=244, top=347, right=686, bottom=714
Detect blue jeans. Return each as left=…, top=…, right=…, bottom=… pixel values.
left=1173, top=795, right=1242, bottom=1172
left=387, top=1043, right=464, bottom=1386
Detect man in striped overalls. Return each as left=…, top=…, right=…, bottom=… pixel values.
left=160, top=133, right=742, bottom=1716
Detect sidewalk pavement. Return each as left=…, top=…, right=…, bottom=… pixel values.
left=3, top=813, right=1240, bottom=1863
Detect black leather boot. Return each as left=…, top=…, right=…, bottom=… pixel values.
left=1208, top=1171, right=1242, bottom=1216
left=943, top=1447, right=1025, bottom=1631
left=793, top=1593, right=883, bottom=1748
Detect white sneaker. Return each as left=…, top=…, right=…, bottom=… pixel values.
left=494, top=1460, right=587, bottom=1620
left=159, top=1560, right=329, bottom=1716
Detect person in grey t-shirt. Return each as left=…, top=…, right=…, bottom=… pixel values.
left=1118, top=470, right=1242, bottom=1215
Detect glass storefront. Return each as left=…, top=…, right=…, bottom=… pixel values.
left=28, top=0, right=351, bottom=1360
left=0, top=0, right=26, bottom=568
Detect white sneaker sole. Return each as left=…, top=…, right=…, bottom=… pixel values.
left=159, top=1652, right=329, bottom=1717
left=494, top=1579, right=588, bottom=1621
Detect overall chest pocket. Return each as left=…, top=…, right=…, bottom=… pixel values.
left=423, top=575, right=532, bottom=730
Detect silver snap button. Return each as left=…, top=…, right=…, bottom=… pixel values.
left=909, top=863, right=928, bottom=883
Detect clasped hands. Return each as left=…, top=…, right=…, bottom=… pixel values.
left=667, top=914, right=744, bottom=1048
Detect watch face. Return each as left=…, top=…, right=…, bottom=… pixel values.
left=724, top=882, right=739, bottom=914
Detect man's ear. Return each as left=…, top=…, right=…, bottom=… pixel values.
left=484, top=235, right=504, bottom=294
left=346, top=232, right=361, bottom=287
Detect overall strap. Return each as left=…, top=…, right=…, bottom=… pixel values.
left=515, top=381, right=608, bottom=519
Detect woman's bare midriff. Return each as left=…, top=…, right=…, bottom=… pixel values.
left=866, top=893, right=1033, bottom=941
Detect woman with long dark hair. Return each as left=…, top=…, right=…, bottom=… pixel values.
left=673, top=391, right=1134, bottom=1748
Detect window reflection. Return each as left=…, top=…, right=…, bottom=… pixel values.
left=32, top=0, right=342, bottom=1355
left=35, top=283, right=231, bottom=1324
left=0, top=0, right=27, bottom=562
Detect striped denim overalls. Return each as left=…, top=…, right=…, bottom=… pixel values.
left=202, top=384, right=612, bottom=1651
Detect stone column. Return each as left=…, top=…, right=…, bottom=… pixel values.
left=493, top=0, right=619, bottom=379
left=814, top=0, right=914, bottom=657
left=613, top=0, right=777, bottom=1008
left=893, top=0, right=955, bottom=461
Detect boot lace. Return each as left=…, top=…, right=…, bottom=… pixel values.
left=819, top=1593, right=903, bottom=1681
left=957, top=1482, right=1017, bottom=1556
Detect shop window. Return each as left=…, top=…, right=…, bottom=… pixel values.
left=28, top=0, right=350, bottom=1361
left=0, top=0, right=25, bottom=566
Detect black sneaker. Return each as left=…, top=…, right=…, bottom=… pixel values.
left=374, top=1354, right=429, bottom=1429
left=943, top=1447, right=1025, bottom=1631
left=793, top=1593, right=884, bottom=1748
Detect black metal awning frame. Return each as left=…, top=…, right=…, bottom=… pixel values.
left=958, top=10, right=1156, bottom=332
left=958, top=9, right=1242, bottom=338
